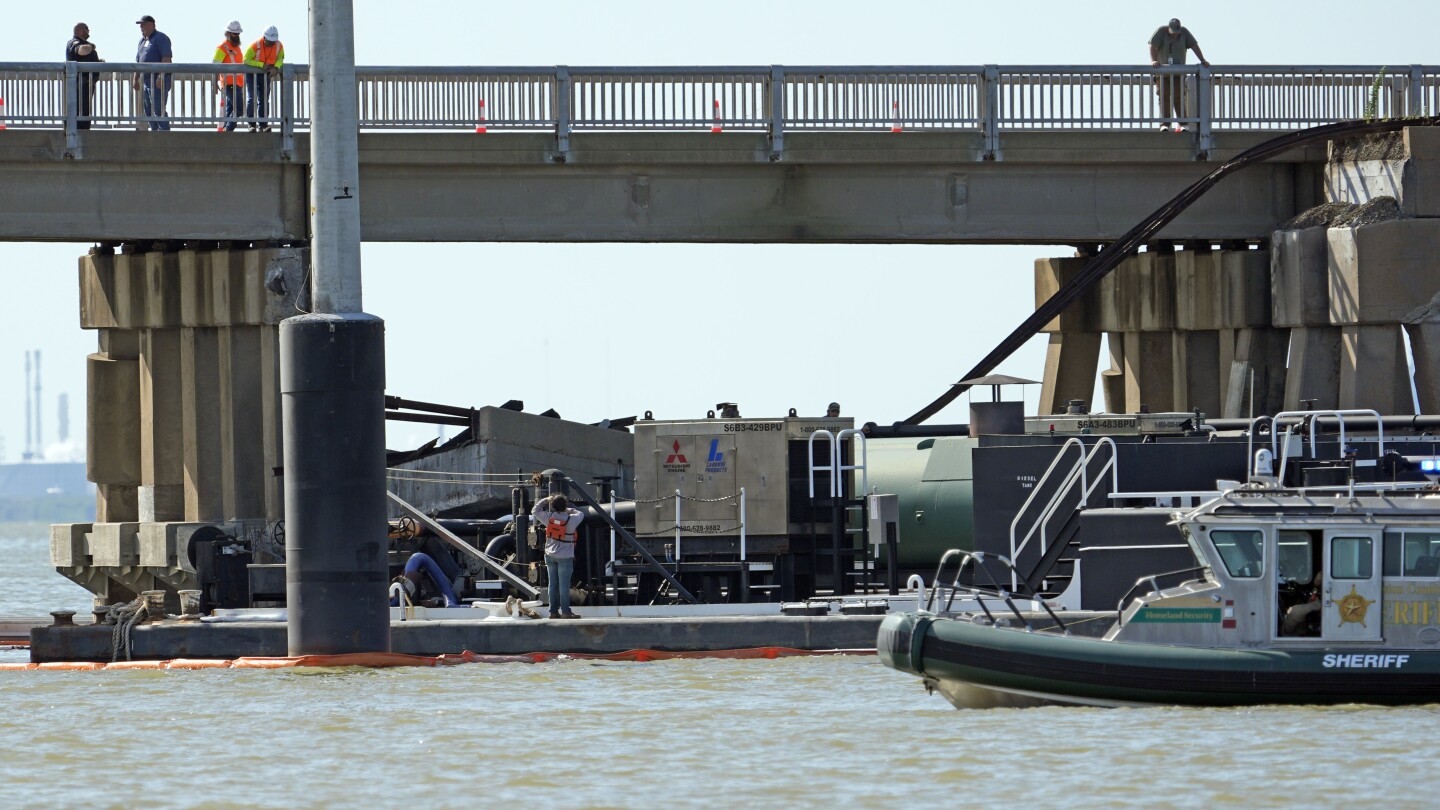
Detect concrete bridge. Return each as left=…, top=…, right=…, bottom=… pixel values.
left=0, top=63, right=1429, bottom=244
left=26, top=60, right=1440, bottom=619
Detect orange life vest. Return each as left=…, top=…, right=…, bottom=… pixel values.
left=216, top=41, right=245, bottom=87
left=545, top=515, right=573, bottom=542
left=249, top=39, right=281, bottom=68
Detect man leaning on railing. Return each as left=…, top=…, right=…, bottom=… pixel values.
left=244, top=27, right=285, bottom=132
left=134, top=14, right=173, bottom=131
left=1147, top=17, right=1209, bottom=133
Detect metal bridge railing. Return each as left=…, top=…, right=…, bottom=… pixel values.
left=1, top=63, right=1433, bottom=159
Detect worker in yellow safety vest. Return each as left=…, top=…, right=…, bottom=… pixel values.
left=244, top=26, right=285, bottom=131
left=212, top=21, right=246, bottom=132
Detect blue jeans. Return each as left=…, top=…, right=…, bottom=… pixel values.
left=142, top=77, right=169, bottom=131
left=546, top=554, right=574, bottom=615
left=246, top=73, right=271, bottom=128
left=220, top=85, right=243, bottom=131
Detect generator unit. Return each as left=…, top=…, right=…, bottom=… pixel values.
left=631, top=407, right=867, bottom=598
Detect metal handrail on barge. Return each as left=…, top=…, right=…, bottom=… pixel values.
left=1008, top=436, right=1117, bottom=589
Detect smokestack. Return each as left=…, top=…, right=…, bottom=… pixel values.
left=33, top=350, right=41, bottom=455
left=23, top=351, right=31, bottom=461
left=58, top=392, right=69, bottom=443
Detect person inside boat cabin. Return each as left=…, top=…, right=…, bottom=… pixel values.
left=1277, top=530, right=1324, bottom=636
left=1281, top=570, right=1323, bottom=636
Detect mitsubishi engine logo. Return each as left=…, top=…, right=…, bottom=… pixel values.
left=665, top=440, right=687, bottom=464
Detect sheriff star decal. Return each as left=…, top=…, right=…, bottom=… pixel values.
left=1334, top=585, right=1377, bottom=628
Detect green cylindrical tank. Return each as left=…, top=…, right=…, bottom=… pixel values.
left=866, top=436, right=977, bottom=569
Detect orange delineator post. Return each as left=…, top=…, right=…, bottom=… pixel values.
left=890, top=100, right=902, bottom=133
left=475, top=98, right=486, bottom=133
left=711, top=99, right=722, bottom=133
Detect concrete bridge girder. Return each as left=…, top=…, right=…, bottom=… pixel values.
left=0, top=131, right=1320, bottom=244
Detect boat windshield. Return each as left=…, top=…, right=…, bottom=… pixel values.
left=1210, top=529, right=1264, bottom=578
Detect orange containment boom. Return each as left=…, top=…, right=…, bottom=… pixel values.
left=0, top=646, right=874, bottom=671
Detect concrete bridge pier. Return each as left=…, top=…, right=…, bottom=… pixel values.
left=1037, top=245, right=1279, bottom=419
left=58, top=244, right=306, bottom=608
left=1038, top=126, right=1440, bottom=421
left=81, top=245, right=303, bottom=522
left=1042, top=245, right=1278, bottom=415
left=1268, top=126, right=1440, bottom=413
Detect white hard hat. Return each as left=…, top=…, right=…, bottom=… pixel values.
left=264, top=26, right=279, bottom=41
left=225, top=20, right=242, bottom=34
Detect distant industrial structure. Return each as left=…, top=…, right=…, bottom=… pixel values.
left=15, top=348, right=80, bottom=465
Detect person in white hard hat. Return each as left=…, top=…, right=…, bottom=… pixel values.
left=212, top=21, right=246, bottom=132
left=243, top=26, right=285, bottom=131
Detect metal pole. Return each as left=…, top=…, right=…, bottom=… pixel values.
left=309, top=1, right=363, bottom=315
left=739, top=487, right=746, bottom=562
left=283, top=0, right=389, bottom=656
left=609, top=490, right=617, bottom=603
left=674, top=489, right=682, bottom=563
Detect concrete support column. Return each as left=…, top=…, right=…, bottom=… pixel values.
left=1100, top=332, right=1126, bottom=413
left=1326, top=220, right=1440, bottom=415
left=1219, top=250, right=1272, bottom=329
left=1338, top=325, right=1415, bottom=415
left=1271, top=227, right=1330, bottom=327
left=138, top=328, right=184, bottom=521
left=1283, top=326, right=1342, bottom=410
left=220, top=325, right=267, bottom=520
left=1217, top=328, right=1237, bottom=409
left=1038, top=333, right=1101, bottom=415
left=1223, top=327, right=1289, bottom=419
left=1406, top=322, right=1440, bottom=412
left=261, top=326, right=285, bottom=521
left=1122, top=331, right=1175, bottom=413
left=1171, top=331, right=1220, bottom=416
left=1035, top=256, right=1101, bottom=414
left=77, top=243, right=305, bottom=582
left=88, top=329, right=141, bottom=523
left=1175, top=248, right=1219, bottom=331
left=181, top=326, right=225, bottom=521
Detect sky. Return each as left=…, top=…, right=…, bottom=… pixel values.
left=1, top=0, right=1436, bottom=460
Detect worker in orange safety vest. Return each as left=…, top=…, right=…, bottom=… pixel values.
left=212, top=21, right=246, bottom=131
left=244, top=26, right=285, bottom=131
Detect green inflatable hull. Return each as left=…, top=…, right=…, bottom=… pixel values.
left=878, top=612, right=1440, bottom=708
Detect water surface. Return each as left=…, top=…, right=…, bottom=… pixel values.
left=3, top=526, right=1436, bottom=808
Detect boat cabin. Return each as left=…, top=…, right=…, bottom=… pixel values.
left=1110, top=494, right=1440, bottom=649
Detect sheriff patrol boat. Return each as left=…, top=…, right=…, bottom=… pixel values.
left=878, top=410, right=1440, bottom=708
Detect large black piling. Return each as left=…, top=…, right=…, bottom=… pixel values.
left=281, top=313, right=389, bottom=654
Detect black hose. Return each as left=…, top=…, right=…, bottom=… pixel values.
left=902, top=116, right=1440, bottom=425
left=483, top=533, right=516, bottom=560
